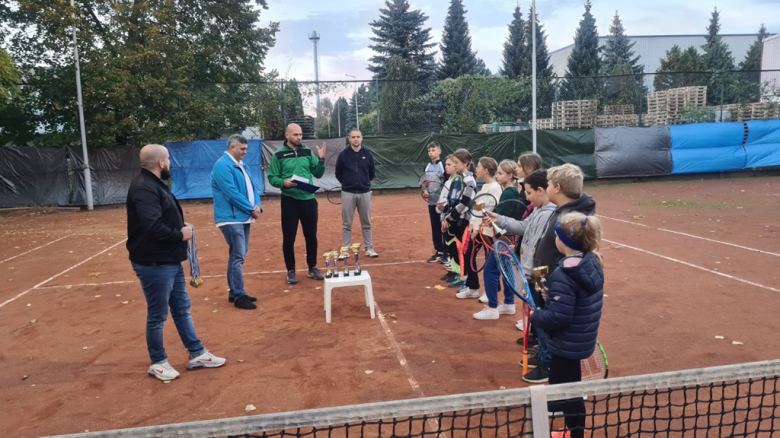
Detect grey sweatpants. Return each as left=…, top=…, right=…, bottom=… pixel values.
left=342, top=191, right=373, bottom=249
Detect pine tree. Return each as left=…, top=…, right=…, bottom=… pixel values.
left=368, top=0, right=437, bottom=81
left=329, top=97, right=351, bottom=138
left=738, top=24, right=770, bottom=102
left=380, top=56, right=419, bottom=133
left=701, top=7, right=737, bottom=105
left=473, top=58, right=492, bottom=76
left=654, top=46, right=709, bottom=91
left=283, top=79, right=304, bottom=120
left=346, top=84, right=370, bottom=131
left=500, top=5, right=526, bottom=79
left=561, top=1, right=601, bottom=100
left=522, top=5, right=553, bottom=78
left=438, top=0, right=478, bottom=79
left=601, top=11, right=646, bottom=105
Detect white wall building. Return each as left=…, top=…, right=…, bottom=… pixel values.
left=761, top=34, right=780, bottom=102
left=549, top=34, right=760, bottom=92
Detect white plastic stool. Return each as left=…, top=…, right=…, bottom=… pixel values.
left=324, top=270, right=375, bottom=323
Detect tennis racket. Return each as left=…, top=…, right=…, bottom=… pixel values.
left=327, top=188, right=342, bottom=205
left=494, top=239, right=536, bottom=308
left=187, top=224, right=203, bottom=288
left=495, top=198, right=528, bottom=221
left=419, top=171, right=442, bottom=186
left=469, top=234, right=490, bottom=272
left=581, top=341, right=609, bottom=381
left=468, top=193, right=498, bottom=220
left=421, top=180, right=444, bottom=205
left=457, top=226, right=471, bottom=278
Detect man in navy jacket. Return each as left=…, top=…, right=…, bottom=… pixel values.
left=211, top=134, right=262, bottom=310
left=335, top=129, right=378, bottom=258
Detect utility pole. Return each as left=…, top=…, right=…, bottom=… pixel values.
left=71, top=0, right=94, bottom=210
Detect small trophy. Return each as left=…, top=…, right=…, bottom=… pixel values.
left=330, top=251, right=340, bottom=277
left=532, top=266, right=549, bottom=292
left=324, top=253, right=333, bottom=279
left=351, top=243, right=362, bottom=276
left=340, top=246, right=351, bottom=277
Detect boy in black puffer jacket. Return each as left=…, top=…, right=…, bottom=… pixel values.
left=531, top=212, right=604, bottom=438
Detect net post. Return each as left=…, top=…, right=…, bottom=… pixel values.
left=529, top=385, right=550, bottom=438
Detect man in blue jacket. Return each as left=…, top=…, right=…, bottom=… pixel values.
left=335, top=129, right=378, bottom=258
left=211, top=134, right=262, bottom=310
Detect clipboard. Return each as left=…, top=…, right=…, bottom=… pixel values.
left=291, top=175, right=320, bottom=193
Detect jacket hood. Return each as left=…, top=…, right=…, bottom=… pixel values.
left=538, top=202, right=556, bottom=213
left=557, top=252, right=604, bottom=295
left=558, top=193, right=596, bottom=215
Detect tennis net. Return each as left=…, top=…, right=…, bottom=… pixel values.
left=49, top=359, right=780, bottom=438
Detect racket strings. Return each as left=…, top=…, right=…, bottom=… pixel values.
left=187, top=225, right=202, bottom=287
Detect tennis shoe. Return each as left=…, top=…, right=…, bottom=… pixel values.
left=455, top=288, right=480, bottom=299
left=478, top=293, right=488, bottom=303
left=516, top=319, right=524, bottom=331
left=448, top=278, right=464, bottom=288
left=187, top=351, right=226, bottom=369
left=518, top=354, right=540, bottom=369
left=287, top=270, right=298, bottom=284
left=473, top=306, right=499, bottom=320
left=439, top=255, right=450, bottom=265
left=308, top=267, right=324, bottom=280
left=365, top=248, right=379, bottom=258
left=427, top=253, right=442, bottom=263
left=441, top=272, right=458, bottom=282
left=523, top=365, right=549, bottom=383
left=498, top=303, right=516, bottom=315
left=148, top=361, right=180, bottom=381
left=338, top=253, right=347, bottom=260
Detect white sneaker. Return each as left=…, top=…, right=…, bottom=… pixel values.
left=455, top=288, right=480, bottom=299
left=338, top=253, right=347, bottom=260
left=516, top=319, right=525, bottom=331
left=187, top=351, right=226, bottom=370
left=473, top=306, right=500, bottom=320
left=478, top=293, right=488, bottom=303
left=365, top=248, right=379, bottom=258
left=498, top=303, right=517, bottom=315
left=148, top=361, right=180, bottom=381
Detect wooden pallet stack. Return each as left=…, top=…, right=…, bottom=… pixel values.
left=603, top=105, right=634, bottom=116
left=645, top=86, right=707, bottom=126
left=595, top=114, right=640, bottom=127
left=553, top=99, right=598, bottom=129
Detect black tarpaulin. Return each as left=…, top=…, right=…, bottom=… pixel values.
left=0, top=146, right=70, bottom=207
left=594, top=127, right=673, bottom=178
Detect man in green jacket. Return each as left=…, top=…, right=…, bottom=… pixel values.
left=268, top=124, right=327, bottom=284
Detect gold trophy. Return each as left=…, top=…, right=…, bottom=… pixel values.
left=351, top=243, right=362, bottom=276
left=532, top=266, right=549, bottom=292
left=330, top=251, right=340, bottom=277
left=324, top=253, right=333, bottom=279
left=340, top=246, right=351, bottom=277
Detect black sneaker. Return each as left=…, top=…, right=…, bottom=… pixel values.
left=427, top=253, right=442, bottom=263
left=519, top=354, right=540, bottom=369
left=523, top=365, right=549, bottom=383
left=229, top=295, right=257, bottom=303
left=439, top=255, right=451, bottom=265
left=441, top=271, right=458, bottom=282
left=287, top=270, right=298, bottom=284
left=234, top=295, right=257, bottom=310
left=308, top=267, right=324, bottom=280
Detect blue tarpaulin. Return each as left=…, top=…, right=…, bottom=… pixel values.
left=670, top=123, right=747, bottom=174
left=745, top=119, right=780, bottom=168
left=166, top=140, right=265, bottom=199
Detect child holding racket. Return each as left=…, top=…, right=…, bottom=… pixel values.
left=473, top=159, right=525, bottom=319
left=424, top=142, right=449, bottom=264
left=530, top=212, right=604, bottom=438
left=441, top=149, right=477, bottom=287
left=438, top=156, right=459, bottom=282
left=456, top=157, right=501, bottom=297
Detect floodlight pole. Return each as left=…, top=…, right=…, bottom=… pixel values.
left=532, top=0, right=538, bottom=154
left=71, top=0, right=93, bottom=210
left=344, top=74, right=359, bottom=130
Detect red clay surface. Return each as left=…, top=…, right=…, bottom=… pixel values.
left=1, top=176, right=779, bottom=437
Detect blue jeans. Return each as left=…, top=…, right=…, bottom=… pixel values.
left=536, top=326, right=552, bottom=368
left=483, top=250, right=514, bottom=308
left=220, top=224, right=251, bottom=300
left=131, top=262, right=205, bottom=365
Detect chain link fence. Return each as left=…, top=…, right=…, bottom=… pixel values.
left=2, top=71, right=778, bottom=146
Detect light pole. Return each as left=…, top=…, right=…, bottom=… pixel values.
left=71, top=0, right=94, bottom=210
left=343, top=73, right=359, bottom=130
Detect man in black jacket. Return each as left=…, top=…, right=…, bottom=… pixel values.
left=127, top=144, right=225, bottom=381
left=335, top=129, right=378, bottom=258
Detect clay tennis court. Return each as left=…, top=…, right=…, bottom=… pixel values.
left=1, top=175, right=779, bottom=437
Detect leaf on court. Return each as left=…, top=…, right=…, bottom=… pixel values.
left=364, top=370, right=374, bottom=375
left=434, top=285, right=446, bottom=291
left=245, top=404, right=256, bottom=412
left=283, top=290, right=290, bottom=293
left=500, top=386, right=506, bottom=390
left=632, top=215, right=644, bottom=220
left=87, top=283, right=98, bottom=287
left=715, top=336, right=725, bottom=340
left=315, top=287, right=321, bottom=290
left=386, top=313, right=398, bottom=319
left=107, top=253, right=113, bottom=256
left=237, top=359, right=244, bottom=363
left=89, top=272, right=103, bottom=277
left=30, top=319, right=36, bottom=324
left=83, top=347, right=88, bottom=350
left=425, top=286, right=431, bottom=289
left=26, top=303, right=31, bottom=307
left=116, top=294, right=121, bottom=297
left=94, top=295, right=102, bottom=298
left=14, top=246, right=20, bottom=249
left=121, top=301, right=129, bottom=304
left=65, top=285, right=72, bottom=290
left=213, top=309, right=218, bottom=313
left=732, top=341, right=743, bottom=345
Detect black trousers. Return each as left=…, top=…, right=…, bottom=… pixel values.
left=281, top=196, right=318, bottom=271
left=464, top=238, right=480, bottom=289
left=428, top=205, right=447, bottom=253
left=548, top=354, right=586, bottom=438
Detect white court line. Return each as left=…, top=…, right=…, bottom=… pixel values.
left=0, top=235, right=72, bottom=264
left=604, top=238, right=780, bottom=293
left=37, top=260, right=429, bottom=289
left=0, top=239, right=128, bottom=309
left=599, top=214, right=780, bottom=258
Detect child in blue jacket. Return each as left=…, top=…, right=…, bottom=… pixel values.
left=531, top=212, right=604, bottom=438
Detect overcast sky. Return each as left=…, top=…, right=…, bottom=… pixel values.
left=257, top=0, right=779, bottom=82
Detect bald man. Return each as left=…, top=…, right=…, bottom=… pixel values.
left=126, top=144, right=225, bottom=381
left=267, top=124, right=327, bottom=284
